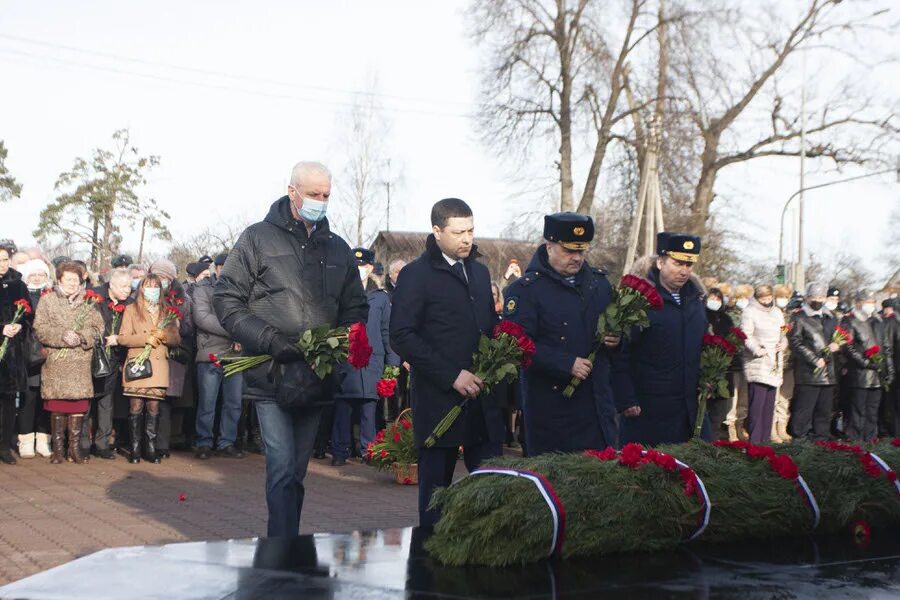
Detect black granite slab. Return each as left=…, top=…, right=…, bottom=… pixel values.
left=2, top=527, right=899, bottom=599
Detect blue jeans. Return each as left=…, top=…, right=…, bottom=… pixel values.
left=331, top=398, right=376, bottom=460
left=255, top=401, right=322, bottom=537
left=195, top=362, right=244, bottom=450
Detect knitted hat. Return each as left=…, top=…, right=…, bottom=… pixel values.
left=149, top=259, right=177, bottom=281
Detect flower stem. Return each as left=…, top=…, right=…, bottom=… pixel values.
left=562, top=349, right=597, bottom=399
left=424, top=402, right=465, bottom=448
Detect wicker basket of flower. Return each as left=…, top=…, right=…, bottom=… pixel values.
left=367, top=408, right=418, bottom=485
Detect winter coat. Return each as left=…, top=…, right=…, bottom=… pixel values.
left=886, top=315, right=900, bottom=384
left=214, top=196, right=368, bottom=402
left=789, top=305, right=838, bottom=386
left=166, top=284, right=194, bottom=399
left=389, top=235, right=504, bottom=448
left=740, top=298, right=785, bottom=387
left=117, top=302, right=181, bottom=392
left=34, top=289, right=104, bottom=400
left=193, top=276, right=233, bottom=361
left=707, top=307, right=741, bottom=374
left=841, top=311, right=895, bottom=389
left=25, top=288, right=47, bottom=388
left=336, top=287, right=400, bottom=400
left=92, top=283, right=134, bottom=396
left=612, top=267, right=709, bottom=446
left=0, top=268, right=32, bottom=394
left=502, top=245, right=616, bottom=454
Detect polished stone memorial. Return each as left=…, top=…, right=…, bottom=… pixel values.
left=2, top=527, right=900, bottom=599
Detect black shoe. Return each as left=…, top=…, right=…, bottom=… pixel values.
left=157, top=449, right=170, bottom=459
left=144, top=412, right=162, bottom=464
left=93, top=448, right=116, bottom=460
left=331, top=456, right=348, bottom=467
left=195, top=446, right=212, bottom=460
left=313, top=451, right=326, bottom=459
left=215, top=445, right=245, bottom=459
left=0, top=450, right=16, bottom=465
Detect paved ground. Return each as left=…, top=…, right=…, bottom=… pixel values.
left=0, top=450, right=461, bottom=586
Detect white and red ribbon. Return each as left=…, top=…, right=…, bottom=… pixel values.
left=794, top=475, right=821, bottom=529
left=468, top=467, right=566, bottom=557
left=662, top=454, right=712, bottom=541
left=868, top=452, right=900, bottom=498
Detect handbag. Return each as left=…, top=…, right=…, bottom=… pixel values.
left=124, top=356, right=153, bottom=382
left=92, top=339, right=114, bottom=379
left=25, top=329, right=47, bottom=368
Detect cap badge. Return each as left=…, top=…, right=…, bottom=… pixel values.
left=683, top=240, right=695, bottom=250
left=573, top=227, right=585, bottom=236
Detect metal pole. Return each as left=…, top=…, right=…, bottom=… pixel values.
left=797, top=52, right=807, bottom=290
left=778, top=168, right=896, bottom=265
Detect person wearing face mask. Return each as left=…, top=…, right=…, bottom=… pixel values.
left=15, top=258, right=52, bottom=459
left=705, top=287, right=739, bottom=439
left=740, top=284, right=786, bottom=444
left=613, top=233, right=710, bottom=446
left=128, top=264, right=146, bottom=293
left=723, top=283, right=754, bottom=441
left=33, top=261, right=105, bottom=464
left=148, top=259, right=194, bottom=459
left=0, top=245, right=33, bottom=464
left=117, top=274, right=181, bottom=463
left=825, top=287, right=842, bottom=317
left=771, top=284, right=795, bottom=443
left=840, top=291, right=895, bottom=441
left=788, top=282, right=838, bottom=441
left=214, top=161, right=368, bottom=538
left=82, top=268, right=134, bottom=460
left=329, top=248, right=400, bottom=466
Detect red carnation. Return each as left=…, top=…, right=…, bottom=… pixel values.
left=494, top=320, right=527, bottom=341
left=864, top=345, right=881, bottom=359
left=380, top=449, right=388, bottom=459
left=348, top=322, right=373, bottom=368
left=83, top=290, right=103, bottom=303
left=729, top=326, right=747, bottom=341
left=768, top=454, right=798, bottom=480
left=209, top=353, right=217, bottom=362
left=41, top=288, right=52, bottom=297
left=892, top=438, right=900, bottom=448
left=746, top=445, right=775, bottom=460
left=376, top=378, right=397, bottom=399
left=401, top=419, right=412, bottom=430
left=518, top=336, right=536, bottom=369
left=585, top=447, right=617, bottom=462
left=166, top=306, right=184, bottom=320
left=114, top=303, right=126, bottom=314
left=621, top=274, right=663, bottom=310
left=392, top=431, right=402, bottom=442
left=680, top=468, right=699, bottom=498
left=14, top=298, right=32, bottom=314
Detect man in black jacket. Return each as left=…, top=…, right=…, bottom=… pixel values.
left=787, top=282, right=838, bottom=441
left=214, top=161, right=368, bottom=537
left=390, top=198, right=503, bottom=528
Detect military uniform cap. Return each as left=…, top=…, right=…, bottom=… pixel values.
left=198, top=255, right=214, bottom=264
left=186, top=262, right=208, bottom=277
left=214, top=253, right=228, bottom=266
left=827, top=287, right=841, bottom=298
left=657, top=232, right=701, bottom=263
left=351, top=247, right=375, bottom=265
left=111, top=254, right=133, bottom=268
left=543, top=212, right=593, bottom=251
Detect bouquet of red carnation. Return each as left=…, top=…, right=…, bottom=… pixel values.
left=814, top=325, right=852, bottom=376
left=694, top=334, right=738, bottom=438
left=865, top=345, right=891, bottom=391
left=423, top=320, right=535, bottom=448
left=58, top=290, right=104, bottom=358
left=367, top=412, right=417, bottom=474
left=0, top=298, right=32, bottom=362
left=376, top=365, right=401, bottom=399
left=105, top=301, right=127, bottom=357
left=125, top=305, right=184, bottom=372
left=217, top=322, right=371, bottom=379
left=563, top=274, right=662, bottom=398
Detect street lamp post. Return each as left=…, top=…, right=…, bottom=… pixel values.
left=777, top=168, right=898, bottom=281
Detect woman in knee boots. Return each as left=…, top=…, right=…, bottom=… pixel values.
left=116, top=275, right=180, bottom=464
left=33, top=261, right=104, bottom=464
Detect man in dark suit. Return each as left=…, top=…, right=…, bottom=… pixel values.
left=389, top=198, right=504, bottom=528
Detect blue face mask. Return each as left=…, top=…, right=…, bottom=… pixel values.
left=131, top=279, right=140, bottom=290
left=298, top=197, right=328, bottom=223
left=143, top=288, right=161, bottom=303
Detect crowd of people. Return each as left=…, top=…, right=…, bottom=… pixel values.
left=1, top=160, right=897, bottom=541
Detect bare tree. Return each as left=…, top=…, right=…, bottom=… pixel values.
left=469, top=0, right=680, bottom=213
left=331, top=88, right=395, bottom=248
left=668, top=0, right=897, bottom=236
left=167, top=217, right=250, bottom=275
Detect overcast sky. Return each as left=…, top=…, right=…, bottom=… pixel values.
left=0, top=0, right=897, bottom=283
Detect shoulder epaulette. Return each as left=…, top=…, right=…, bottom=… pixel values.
left=519, top=272, right=541, bottom=287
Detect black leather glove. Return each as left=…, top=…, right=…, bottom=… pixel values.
left=270, top=335, right=303, bottom=363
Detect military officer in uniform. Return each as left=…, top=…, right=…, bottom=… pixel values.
left=612, top=232, right=710, bottom=446
left=503, top=213, right=618, bottom=455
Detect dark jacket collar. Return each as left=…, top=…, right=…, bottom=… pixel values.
left=1, top=268, right=22, bottom=285
left=647, top=267, right=700, bottom=305
left=424, top=234, right=482, bottom=270
left=525, top=245, right=589, bottom=287
left=264, top=196, right=332, bottom=242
